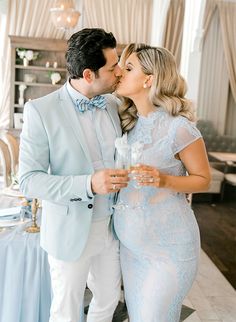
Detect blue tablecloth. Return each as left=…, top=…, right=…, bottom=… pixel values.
left=0, top=224, right=51, bottom=322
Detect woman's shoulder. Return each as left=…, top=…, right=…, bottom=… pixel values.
left=155, top=108, right=193, bottom=126
left=169, top=114, right=196, bottom=129
left=167, top=114, right=200, bottom=137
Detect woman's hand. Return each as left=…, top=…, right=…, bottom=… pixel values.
left=130, top=164, right=162, bottom=187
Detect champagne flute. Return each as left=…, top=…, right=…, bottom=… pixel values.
left=112, top=146, right=130, bottom=211
left=130, top=142, right=145, bottom=209
left=114, top=147, right=130, bottom=170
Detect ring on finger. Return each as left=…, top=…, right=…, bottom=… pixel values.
left=149, top=177, right=154, bottom=183
left=112, top=184, right=116, bottom=190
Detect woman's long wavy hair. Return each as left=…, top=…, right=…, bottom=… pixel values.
left=118, top=44, right=196, bottom=133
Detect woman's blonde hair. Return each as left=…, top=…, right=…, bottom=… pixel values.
left=118, top=43, right=196, bottom=133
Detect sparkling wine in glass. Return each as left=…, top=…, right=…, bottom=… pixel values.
left=114, top=147, right=130, bottom=170
left=112, top=146, right=130, bottom=211
left=130, top=142, right=145, bottom=209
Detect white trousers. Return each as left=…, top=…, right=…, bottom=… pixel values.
left=48, top=217, right=121, bottom=322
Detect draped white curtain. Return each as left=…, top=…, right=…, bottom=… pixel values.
left=0, top=11, right=7, bottom=123
left=218, top=1, right=236, bottom=104
left=162, top=0, right=185, bottom=67
left=203, top=0, right=218, bottom=37
left=0, top=0, right=65, bottom=129
left=180, top=0, right=206, bottom=81
left=197, top=8, right=229, bottom=135
left=197, top=0, right=236, bottom=136
left=83, top=0, right=153, bottom=44
left=150, top=0, right=170, bottom=46
left=226, top=87, right=236, bottom=136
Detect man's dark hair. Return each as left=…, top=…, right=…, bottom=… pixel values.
left=66, top=28, right=117, bottom=79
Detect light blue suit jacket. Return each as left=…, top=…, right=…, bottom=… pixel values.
left=19, top=84, right=122, bottom=261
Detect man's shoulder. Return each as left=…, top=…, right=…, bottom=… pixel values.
left=24, top=86, right=65, bottom=116
left=30, top=88, right=61, bottom=106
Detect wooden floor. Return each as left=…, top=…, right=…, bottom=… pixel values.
left=192, top=196, right=236, bottom=290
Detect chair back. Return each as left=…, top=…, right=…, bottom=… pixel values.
left=3, top=132, right=19, bottom=176
left=0, top=138, right=12, bottom=187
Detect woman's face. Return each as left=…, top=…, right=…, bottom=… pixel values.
left=116, top=52, right=148, bottom=99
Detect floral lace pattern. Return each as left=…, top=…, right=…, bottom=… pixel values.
left=129, top=111, right=161, bottom=145
left=114, top=108, right=202, bottom=321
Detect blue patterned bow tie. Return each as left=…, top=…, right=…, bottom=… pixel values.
left=76, top=95, right=106, bottom=113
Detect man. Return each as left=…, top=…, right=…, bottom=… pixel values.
left=19, top=28, right=129, bottom=322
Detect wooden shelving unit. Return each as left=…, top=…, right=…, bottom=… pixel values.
left=9, top=36, right=67, bottom=129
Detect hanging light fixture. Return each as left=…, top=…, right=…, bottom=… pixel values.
left=50, top=0, right=81, bottom=30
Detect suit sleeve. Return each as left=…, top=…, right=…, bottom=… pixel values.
left=19, top=102, right=94, bottom=205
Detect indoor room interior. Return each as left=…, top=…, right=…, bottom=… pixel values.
left=0, top=0, right=236, bottom=321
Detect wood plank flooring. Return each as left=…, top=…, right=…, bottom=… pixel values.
left=192, top=198, right=236, bottom=289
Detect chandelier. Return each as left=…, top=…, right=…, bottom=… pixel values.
left=50, top=0, right=81, bottom=30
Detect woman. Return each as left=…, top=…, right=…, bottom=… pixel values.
left=114, top=44, right=211, bottom=322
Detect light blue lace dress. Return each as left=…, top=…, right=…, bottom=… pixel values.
left=114, top=108, right=202, bottom=322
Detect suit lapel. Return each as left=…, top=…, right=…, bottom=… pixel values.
left=58, top=86, right=122, bottom=166
left=58, top=85, right=93, bottom=166
left=106, top=99, right=122, bottom=138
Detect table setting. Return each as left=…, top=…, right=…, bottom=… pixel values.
left=0, top=194, right=51, bottom=322
left=0, top=205, right=31, bottom=231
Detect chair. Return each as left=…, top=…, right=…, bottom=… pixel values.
left=225, top=173, right=236, bottom=186
left=196, top=119, right=236, bottom=197
left=221, top=161, right=236, bottom=200
left=2, top=132, right=19, bottom=177
left=0, top=138, right=12, bottom=187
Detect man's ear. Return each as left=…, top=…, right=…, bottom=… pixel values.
left=83, top=69, right=95, bottom=84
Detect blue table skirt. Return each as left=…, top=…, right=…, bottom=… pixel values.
left=0, top=226, right=51, bottom=322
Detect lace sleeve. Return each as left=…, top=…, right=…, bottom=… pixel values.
left=170, top=117, right=202, bottom=155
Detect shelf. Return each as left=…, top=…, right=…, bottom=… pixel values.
left=14, top=107, right=24, bottom=113
left=15, top=64, right=67, bottom=72
left=15, top=81, right=63, bottom=88
left=10, top=36, right=68, bottom=128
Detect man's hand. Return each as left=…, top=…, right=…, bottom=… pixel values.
left=91, top=169, right=130, bottom=195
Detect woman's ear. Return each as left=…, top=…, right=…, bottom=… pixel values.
left=83, top=69, right=95, bottom=84
left=146, top=75, right=153, bottom=88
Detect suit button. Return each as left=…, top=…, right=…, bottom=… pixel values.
left=88, top=204, right=93, bottom=209
left=78, top=198, right=82, bottom=201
